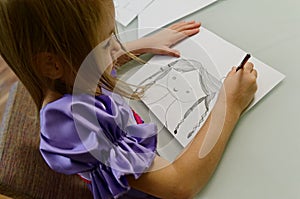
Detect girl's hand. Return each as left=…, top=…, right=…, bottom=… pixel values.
left=135, top=21, right=201, bottom=57
left=218, top=62, right=258, bottom=116
left=116, top=21, right=200, bottom=66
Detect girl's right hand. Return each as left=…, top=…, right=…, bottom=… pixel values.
left=219, top=62, right=258, bottom=116
left=127, top=62, right=257, bottom=198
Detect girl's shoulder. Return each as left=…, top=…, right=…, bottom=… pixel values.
left=39, top=92, right=135, bottom=137
left=40, top=93, right=114, bottom=117
left=40, top=94, right=73, bottom=116
left=39, top=93, right=121, bottom=147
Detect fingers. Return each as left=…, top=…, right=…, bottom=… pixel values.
left=169, top=21, right=201, bottom=33
left=168, top=21, right=195, bottom=29
left=243, top=62, right=257, bottom=78
left=152, top=47, right=181, bottom=57
left=227, top=62, right=257, bottom=74
left=168, top=21, right=187, bottom=29
left=227, top=66, right=237, bottom=77
left=252, top=69, right=258, bottom=78
left=162, top=21, right=201, bottom=48
left=243, top=62, right=254, bottom=72
left=182, top=28, right=200, bottom=37
left=227, top=62, right=258, bottom=78
left=172, top=29, right=199, bottom=44
left=173, top=25, right=200, bottom=43
left=164, top=48, right=180, bottom=57
left=177, top=21, right=201, bottom=32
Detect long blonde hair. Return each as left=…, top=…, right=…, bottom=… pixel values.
left=0, top=0, right=138, bottom=109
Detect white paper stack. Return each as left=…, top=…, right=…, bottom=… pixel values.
left=138, top=0, right=218, bottom=37
left=114, top=0, right=153, bottom=27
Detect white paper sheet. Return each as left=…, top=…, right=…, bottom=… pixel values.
left=126, top=27, right=285, bottom=147
left=138, top=0, right=217, bottom=37
left=114, top=0, right=153, bottom=27
left=127, top=39, right=221, bottom=146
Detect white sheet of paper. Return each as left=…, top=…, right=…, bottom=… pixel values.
left=138, top=0, right=217, bottom=37
left=127, top=38, right=221, bottom=146
left=126, top=27, right=285, bottom=147
left=114, top=0, right=153, bottom=27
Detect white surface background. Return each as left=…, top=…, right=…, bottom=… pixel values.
left=117, top=0, right=300, bottom=198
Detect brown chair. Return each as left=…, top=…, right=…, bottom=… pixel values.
left=0, top=82, right=92, bottom=199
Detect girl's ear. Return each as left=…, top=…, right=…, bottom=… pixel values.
left=35, top=52, right=64, bottom=80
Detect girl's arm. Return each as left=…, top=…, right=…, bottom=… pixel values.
left=114, top=21, right=201, bottom=66
left=126, top=63, right=258, bottom=199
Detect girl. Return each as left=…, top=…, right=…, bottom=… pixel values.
left=0, top=1, right=257, bottom=199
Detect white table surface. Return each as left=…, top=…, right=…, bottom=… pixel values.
left=117, top=0, right=300, bottom=198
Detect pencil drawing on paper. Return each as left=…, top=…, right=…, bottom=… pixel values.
left=135, top=59, right=222, bottom=139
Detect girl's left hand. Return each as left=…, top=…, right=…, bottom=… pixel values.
left=115, top=21, right=201, bottom=66
left=139, top=21, right=201, bottom=57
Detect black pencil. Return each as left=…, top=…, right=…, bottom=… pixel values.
left=236, top=53, right=251, bottom=71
